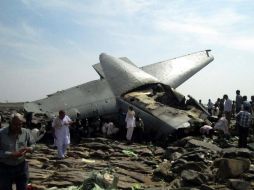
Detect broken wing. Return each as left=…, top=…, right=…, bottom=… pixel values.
left=141, top=50, right=214, bottom=88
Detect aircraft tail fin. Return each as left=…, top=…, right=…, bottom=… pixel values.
left=99, top=53, right=158, bottom=95
left=93, top=57, right=136, bottom=79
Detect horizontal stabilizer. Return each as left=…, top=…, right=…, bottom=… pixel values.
left=93, top=63, right=105, bottom=78
left=141, top=50, right=214, bottom=88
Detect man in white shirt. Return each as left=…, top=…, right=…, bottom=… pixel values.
left=223, top=94, right=232, bottom=123
left=125, top=106, right=136, bottom=142
left=52, top=110, right=73, bottom=159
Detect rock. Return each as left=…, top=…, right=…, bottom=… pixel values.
left=242, top=173, right=254, bottom=180
left=172, top=136, right=195, bottom=147
left=170, top=152, right=182, bottom=161
left=154, top=147, right=166, bottom=155
left=84, top=142, right=111, bottom=150
left=247, top=142, right=254, bottom=151
left=117, top=168, right=153, bottom=184
left=28, top=159, right=44, bottom=168
left=214, top=158, right=251, bottom=179
left=167, top=178, right=182, bottom=189
left=228, top=179, right=251, bottom=190
left=164, top=146, right=185, bottom=160
left=29, top=168, right=52, bottom=181
left=135, top=147, right=153, bottom=156
left=153, top=161, right=174, bottom=182
left=208, top=185, right=231, bottom=190
left=222, top=148, right=254, bottom=159
left=30, top=184, right=47, bottom=190
left=200, top=184, right=215, bottom=190
left=172, top=162, right=207, bottom=174
left=143, top=159, right=158, bottom=167
left=90, top=149, right=108, bottom=159
left=164, top=147, right=185, bottom=160
left=181, top=152, right=205, bottom=162
left=186, top=139, right=222, bottom=152
left=172, top=158, right=188, bottom=167
left=68, top=150, right=89, bottom=158
left=181, top=170, right=207, bottom=186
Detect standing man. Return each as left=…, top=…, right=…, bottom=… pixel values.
left=52, top=110, right=72, bottom=159
left=0, top=114, right=2, bottom=128
left=242, top=96, right=252, bottom=114
left=236, top=105, right=252, bottom=148
left=207, top=99, right=213, bottom=115
left=125, top=106, right=136, bottom=143
left=223, top=94, right=232, bottom=123
left=0, top=113, right=35, bottom=190
left=235, top=90, right=243, bottom=114
left=135, top=116, right=144, bottom=143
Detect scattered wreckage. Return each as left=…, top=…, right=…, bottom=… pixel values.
left=24, top=50, right=214, bottom=141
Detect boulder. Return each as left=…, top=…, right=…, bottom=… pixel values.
left=186, top=139, right=222, bottom=152
left=181, top=170, right=207, bottom=186
left=172, top=162, right=207, bottom=174
left=153, top=161, right=174, bottom=182
left=200, top=184, right=215, bottom=190
left=228, top=179, right=251, bottom=190
left=222, top=148, right=254, bottom=159
left=214, top=158, right=251, bottom=179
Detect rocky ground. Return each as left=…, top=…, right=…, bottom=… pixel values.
left=27, top=136, right=254, bottom=190
left=1, top=106, right=254, bottom=190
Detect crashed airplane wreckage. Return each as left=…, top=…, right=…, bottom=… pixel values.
left=24, top=50, right=214, bottom=141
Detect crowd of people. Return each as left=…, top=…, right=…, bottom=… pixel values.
left=200, top=90, right=253, bottom=148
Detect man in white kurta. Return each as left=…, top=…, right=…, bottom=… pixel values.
left=125, top=106, right=136, bottom=141
left=52, top=110, right=72, bottom=159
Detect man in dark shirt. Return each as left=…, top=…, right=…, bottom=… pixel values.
left=236, top=90, right=243, bottom=113
left=236, top=106, right=252, bottom=148
left=0, top=113, right=35, bottom=190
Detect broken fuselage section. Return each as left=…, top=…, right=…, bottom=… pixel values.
left=118, top=83, right=209, bottom=141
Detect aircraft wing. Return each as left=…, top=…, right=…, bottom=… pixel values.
left=99, top=53, right=158, bottom=96
left=141, top=50, right=214, bottom=88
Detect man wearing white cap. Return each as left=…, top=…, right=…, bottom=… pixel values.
left=52, top=110, right=73, bottom=159
left=0, top=113, right=35, bottom=190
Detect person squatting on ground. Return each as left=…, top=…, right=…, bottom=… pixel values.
left=0, top=113, right=35, bottom=190
left=236, top=105, right=252, bottom=148
left=52, top=110, right=73, bottom=159
left=214, top=115, right=230, bottom=138
left=125, top=106, right=136, bottom=143
left=199, top=125, right=214, bottom=138
left=102, top=120, right=119, bottom=137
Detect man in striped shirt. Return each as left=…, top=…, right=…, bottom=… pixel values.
left=236, top=105, right=252, bottom=148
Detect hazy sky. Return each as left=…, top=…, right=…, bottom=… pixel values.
left=0, top=0, right=254, bottom=103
